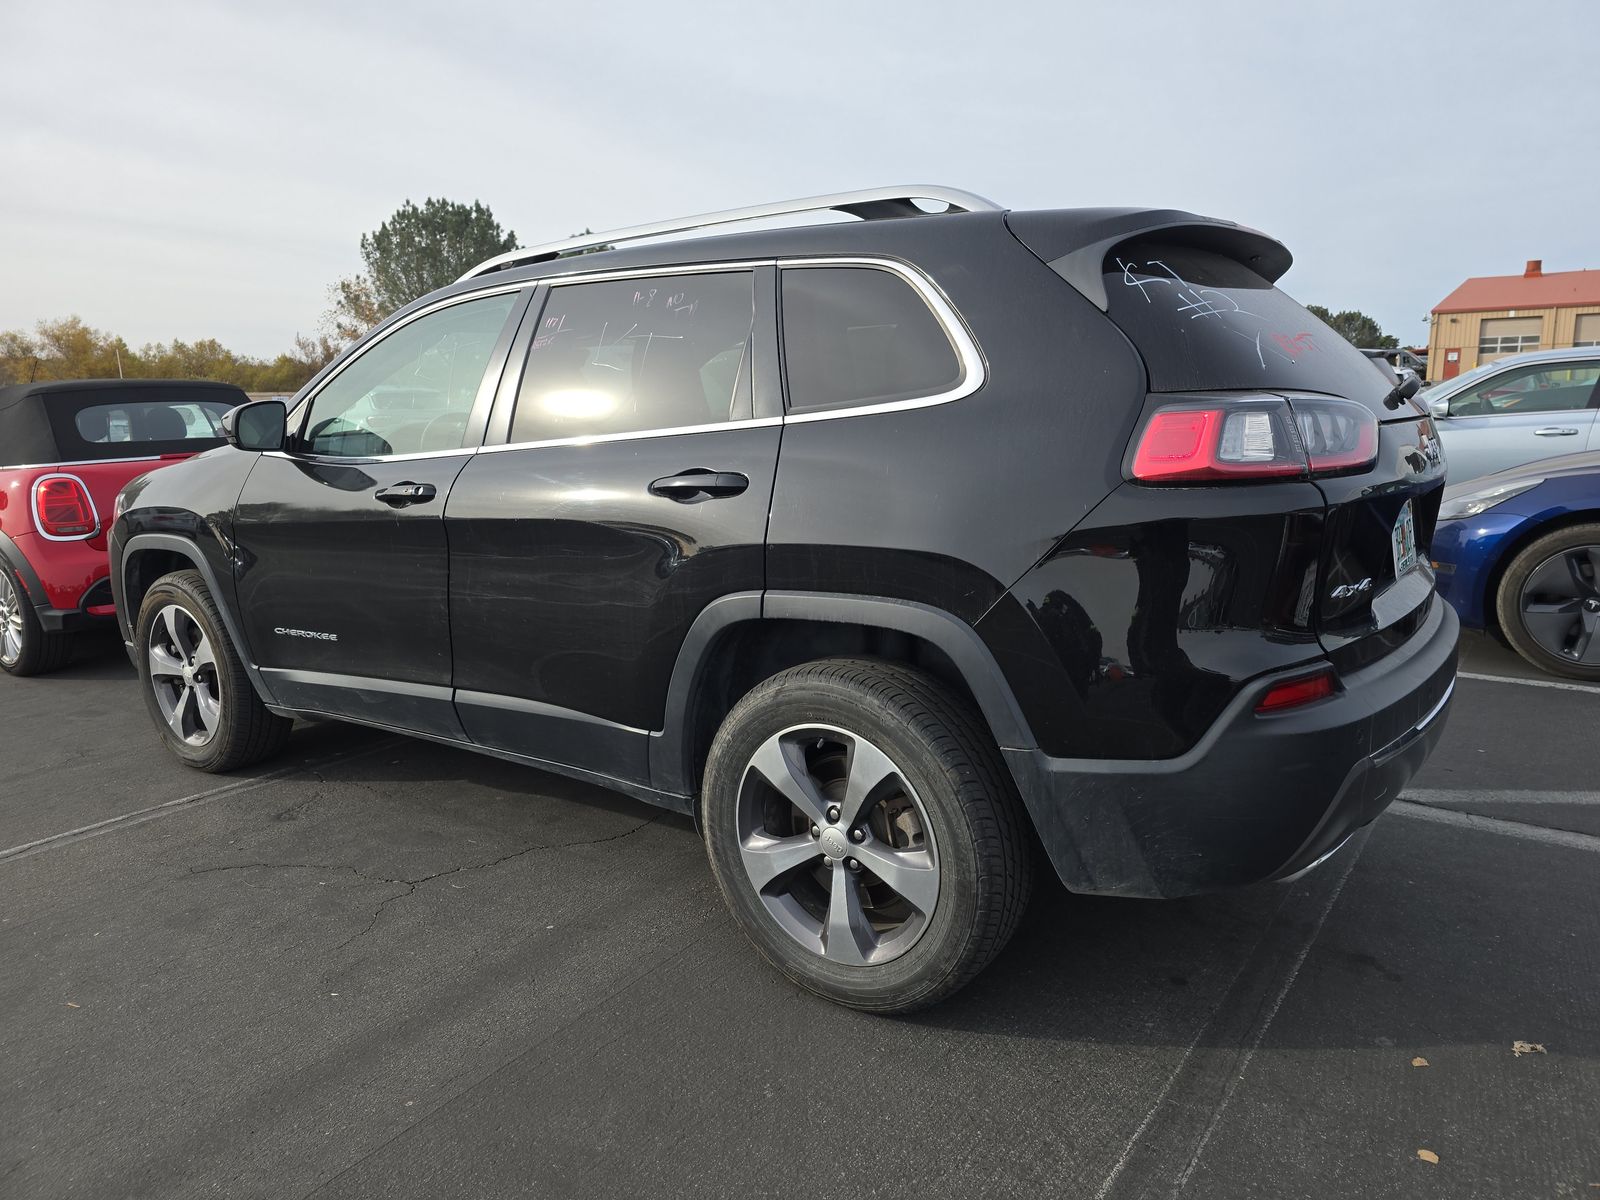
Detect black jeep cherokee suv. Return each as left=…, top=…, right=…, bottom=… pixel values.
left=111, top=187, right=1456, bottom=1012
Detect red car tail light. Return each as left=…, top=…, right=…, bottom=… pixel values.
left=1288, top=397, right=1379, bottom=475
left=1130, top=403, right=1305, bottom=482
left=33, top=474, right=99, bottom=539
left=1129, top=397, right=1379, bottom=483
left=1255, top=668, right=1337, bottom=713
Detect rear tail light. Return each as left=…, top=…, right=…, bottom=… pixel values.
left=1291, top=399, right=1379, bottom=474
left=1129, top=397, right=1378, bottom=483
left=32, top=474, right=99, bottom=539
left=1255, top=668, right=1337, bottom=713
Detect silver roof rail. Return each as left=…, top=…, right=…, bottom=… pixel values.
left=456, top=185, right=1003, bottom=282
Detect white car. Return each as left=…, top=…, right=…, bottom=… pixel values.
left=1426, top=346, right=1600, bottom=484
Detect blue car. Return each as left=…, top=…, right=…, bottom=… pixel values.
left=1433, top=450, right=1600, bottom=678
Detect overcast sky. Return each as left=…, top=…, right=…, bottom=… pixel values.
left=3, top=0, right=1595, bottom=358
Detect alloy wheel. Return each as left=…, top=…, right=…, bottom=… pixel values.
left=147, top=604, right=223, bottom=746
left=736, top=724, right=939, bottom=966
left=0, top=573, right=23, bottom=666
left=1519, top=545, right=1600, bottom=666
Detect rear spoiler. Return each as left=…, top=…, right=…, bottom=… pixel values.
left=1005, top=208, right=1293, bottom=312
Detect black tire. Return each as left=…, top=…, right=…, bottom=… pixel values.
left=1495, top=523, right=1600, bottom=681
left=135, top=570, right=292, bottom=771
left=0, top=560, right=73, bottom=677
left=702, top=658, right=1034, bottom=1013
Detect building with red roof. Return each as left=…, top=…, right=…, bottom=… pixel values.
left=1426, top=260, right=1600, bottom=381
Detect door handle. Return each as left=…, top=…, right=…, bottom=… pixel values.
left=648, top=470, right=750, bottom=503
left=374, top=481, right=438, bottom=505
left=1534, top=427, right=1580, bottom=437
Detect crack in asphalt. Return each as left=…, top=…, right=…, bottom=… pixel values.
left=185, top=815, right=662, bottom=951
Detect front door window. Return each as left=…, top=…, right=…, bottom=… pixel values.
left=301, top=292, right=520, bottom=457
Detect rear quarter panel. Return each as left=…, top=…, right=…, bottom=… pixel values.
left=766, top=217, right=1147, bottom=625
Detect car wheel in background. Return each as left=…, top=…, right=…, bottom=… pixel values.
left=135, top=570, right=292, bottom=771
left=701, top=659, right=1034, bottom=1013
left=1495, top=523, right=1600, bottom=681
left=0, top=562, right=72, bottom=677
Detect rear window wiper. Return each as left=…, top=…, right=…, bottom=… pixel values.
left=1383, top=371, right=1422, bottom=411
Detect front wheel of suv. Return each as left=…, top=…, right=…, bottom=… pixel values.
left=135, top=570, right=292, bottom=771
left=702, top=659, right=1034, bottom=1013
left=0, top=561, right=73, bottom=677
left=1495, top=523, right=1600, bottom=681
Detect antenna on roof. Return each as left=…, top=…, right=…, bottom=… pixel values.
left=457, top=185, right=1003, bottom=282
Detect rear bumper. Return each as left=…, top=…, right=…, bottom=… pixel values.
left=38, top=602, right=117, bottom=633
left=0, top=532, right=115, bottom=633
left=1003, top=598, right=1459, bottom=898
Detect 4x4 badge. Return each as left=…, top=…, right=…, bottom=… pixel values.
left=1329, top=578, right=1374, bottom=600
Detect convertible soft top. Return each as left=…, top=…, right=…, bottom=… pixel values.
left=0, top=379, right=244, bottom=466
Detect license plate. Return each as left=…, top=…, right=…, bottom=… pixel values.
left=1392, top=500, right=1418, bottom=578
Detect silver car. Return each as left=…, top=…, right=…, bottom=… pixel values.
left=1426, top=346, right=1600, bottom=483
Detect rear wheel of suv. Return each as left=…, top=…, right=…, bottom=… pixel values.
left=135, top=570, right=291, bottom=771
left=702, top=659, right=1034, bottom=1013
left=0, top=561, right=73, bottom=677
left=1496, top=523, right=1600, bottom=681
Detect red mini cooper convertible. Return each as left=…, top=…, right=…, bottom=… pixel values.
left=0, top=379, right=246, bottom=675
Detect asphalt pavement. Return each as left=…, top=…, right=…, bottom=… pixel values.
left=2, top=628, right=1597, bottom=1199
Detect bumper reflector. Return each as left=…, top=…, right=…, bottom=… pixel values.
left=1256, top=669, right=1337, bottom=714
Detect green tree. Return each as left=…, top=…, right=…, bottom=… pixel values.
left=363, top=199, right=518, bottom=308
left=1306, top=305, right=1398, bottom=350
left=0, top=317, right=130, bottom=383
left=324, top=274, right=387, bottom=344
left=0, top=318, right=336, bottom=394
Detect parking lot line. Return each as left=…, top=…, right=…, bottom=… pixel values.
left=1458, top=670, right=1600, bottom=695
left=0, top=737, right=402, bottom=866
left=1392, top=799, right=1600, bottom=852
left=1094, top=838, right=1367, bottom=1200
left=1405, top=787, right=1600, bottom=806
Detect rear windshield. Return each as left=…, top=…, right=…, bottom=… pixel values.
left=45, top=389, right=236, bottom=460
left=1101, top=242, right=1390, bottom=404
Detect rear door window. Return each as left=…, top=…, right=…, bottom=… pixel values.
left=1101, top=241, right=1390, bottom=405
left=780, top=266, right=963, bottom=413
left=509, top=271, right=754, bottom=443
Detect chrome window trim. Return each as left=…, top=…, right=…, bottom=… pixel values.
left=478, top=256, right=983, bottom=453
left=776, top=256, right=986, bottom=424
left=478, top=417, right=783, bottom=456
left=2, top=455, right=166, bottom=471
left=288, top=282, right=531, bottom=461
left=270, top=256, right=985, bottom=464
left=537, top=259, right=774, bottom=288
left=262, top=446, right=480, bottom=466
left=29, top=471, right=102, bottom=542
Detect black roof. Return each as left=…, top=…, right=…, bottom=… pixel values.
left=420, top=206, right=1291, bottom=313
left=288, top=205, right=1294, bottom=402
left=0, top=378, right=245, bottom=401
left=0, top=379, right=246, bottom=468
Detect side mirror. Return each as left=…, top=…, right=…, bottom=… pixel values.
left=221, top=400, right=287, bottom=452
left=1427, top=396, right=1450, bottom=420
